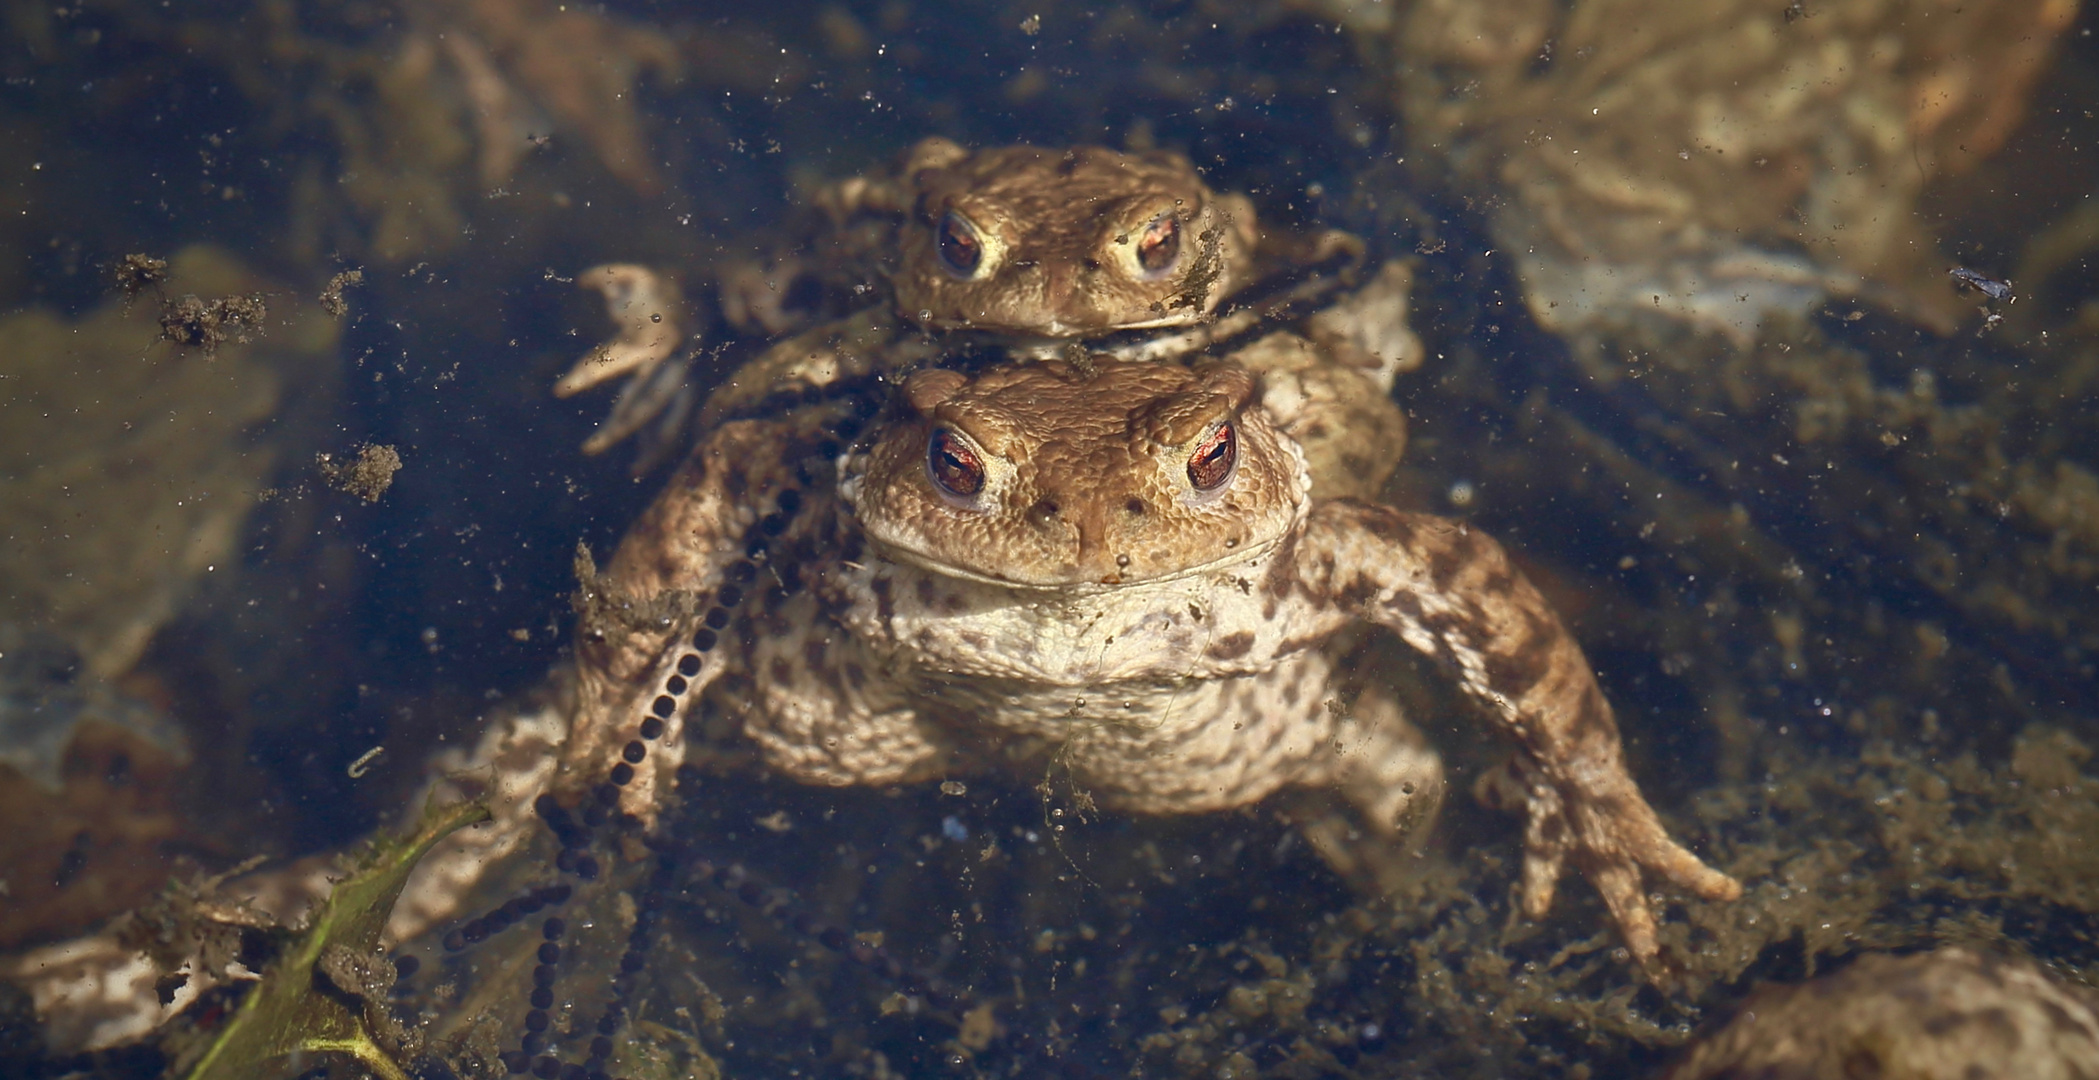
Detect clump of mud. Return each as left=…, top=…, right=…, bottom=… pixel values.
left=318, top=443, right=402, bottom=503
left=157, top=293, right=268, bottom=354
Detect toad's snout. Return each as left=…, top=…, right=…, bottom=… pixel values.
left=1027, top=259, right=1108, bottom=337
left=1025, top=481, right=1147, bottom=583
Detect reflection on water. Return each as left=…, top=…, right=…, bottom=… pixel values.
left=2, top=1, right=2097, bottom=1077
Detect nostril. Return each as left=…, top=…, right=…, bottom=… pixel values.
left=1124, top=498, right=1147, bottom=516
left=1029, top=498, right=1061, bottom=524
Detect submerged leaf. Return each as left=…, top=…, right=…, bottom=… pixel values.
left=183, top=797, right=491, bottom=1080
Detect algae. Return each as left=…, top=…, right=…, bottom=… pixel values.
left=375, top=714, right=2098, bottom=1077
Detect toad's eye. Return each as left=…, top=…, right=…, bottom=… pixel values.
left=1187, top=422, right=1236, bottom=492
left=927, top=429, right=986, bottom=499
left=936, top=211, right=985, bottom=278
left=1136, top=214, right=1181, bottom=276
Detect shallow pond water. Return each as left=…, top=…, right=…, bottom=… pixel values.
left=2, top=2, right=2097, bottom=1078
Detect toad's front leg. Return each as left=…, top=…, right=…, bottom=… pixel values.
left=693, top=307, right=942, bottom=430
left=1295, top=503, right=1741, bottom=969
left=569, top=414, right=834, bottom=822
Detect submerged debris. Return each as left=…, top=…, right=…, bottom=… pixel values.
left=112, top=254, right=168, bottom=300
left=114, top=856, right=280, bottom=996
left=317, top=269, right=365, bottom=318
left=1948, top=266, right=2014, bottom=302
left=1354, top=0, right=2079, bottom=339
left=0, top=625, right=193, bottom=947
left=158, top=293, right=268, bottom=354
left=318, top=443, right=403, bottom=503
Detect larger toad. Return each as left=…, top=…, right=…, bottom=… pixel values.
left=556, top=138, right=1420, bottom=500
left=564, top=354, right=1739, bottom=968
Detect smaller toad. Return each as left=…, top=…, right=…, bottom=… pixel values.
left=839, top=139, right=1262, bottom=337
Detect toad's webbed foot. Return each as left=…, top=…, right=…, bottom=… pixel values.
left=556, top=264, right=698, bottom=466
left=1483, top=755, right=1742, bottom=967
left=1302, top=503, right=1740, bottom=967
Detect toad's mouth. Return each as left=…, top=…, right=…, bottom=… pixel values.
left=857, top=527, right=1286, bottom=594
left=920, top=309, right=1207, bottom=339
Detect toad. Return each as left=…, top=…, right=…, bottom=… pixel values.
left=556, top=138, right=1421, bottom=500
left=563, top=355, right=1740, bottom=968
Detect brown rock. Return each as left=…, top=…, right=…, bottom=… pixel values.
left=1668, top=948, right=2099, bottom=1080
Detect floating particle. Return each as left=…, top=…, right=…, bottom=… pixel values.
left=345, top=745, right=385, bottom=778
left=1948, top=266, right=2012, bottom=301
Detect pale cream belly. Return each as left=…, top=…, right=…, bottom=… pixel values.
left=723, top=593, right=1435, bottom=826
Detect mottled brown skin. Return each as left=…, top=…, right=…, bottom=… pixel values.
left=1667, top=948, right=2099, bottom=1080
left=850, top=362, right=1300, bottom=586
left=874, top=138, right=1259, bottom=336
left=566, top=139, right=1416, bottom=500
left=566, top=356, right=1739, bottom=970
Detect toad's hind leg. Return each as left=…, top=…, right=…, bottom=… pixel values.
left=1298, top=503, right=1740, bottom=968
left=1292, top=688, right=1447, bottom=895
left=1328, top=690, right=1446, bottom=841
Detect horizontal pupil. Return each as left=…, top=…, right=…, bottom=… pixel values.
left=939, top=215, right=981, bottom=272
left=930, top=433, right=983, bottom=495
left=1138, top=220, right=1178, bottom=270
left=1188, top=424, right=1234, bottom=489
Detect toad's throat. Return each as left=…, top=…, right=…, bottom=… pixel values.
left=859, top=528, right=1286, bottom=593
